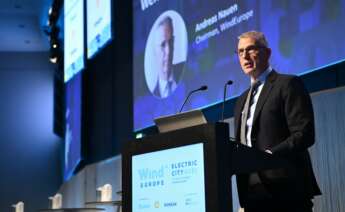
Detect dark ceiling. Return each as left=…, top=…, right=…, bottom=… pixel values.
left=0, top=0, right=52, bottom=52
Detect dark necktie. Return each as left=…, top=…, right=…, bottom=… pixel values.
left=240, top=81, right=261, bottom=145
left=240, top=81, right=265, bottom=187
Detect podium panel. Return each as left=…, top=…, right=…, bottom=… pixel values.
left=122, top=123, right=232, bottom=212
left=122, top=123, right=284, bottom=212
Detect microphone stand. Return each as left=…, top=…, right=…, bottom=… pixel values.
left=221, top=80, right=233, bottom=122
left=179, top=85, right=207, bottom=113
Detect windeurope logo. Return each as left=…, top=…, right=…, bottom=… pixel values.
left=137, top=165, right=168, bottom=188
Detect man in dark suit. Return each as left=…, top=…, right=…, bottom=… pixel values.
left=234, top=31, right=321, bottom=211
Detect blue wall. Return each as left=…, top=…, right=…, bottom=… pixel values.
left=0, top=52, right=62, bottom=212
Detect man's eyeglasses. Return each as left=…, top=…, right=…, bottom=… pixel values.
left=235, top=45, right=266, bottom=57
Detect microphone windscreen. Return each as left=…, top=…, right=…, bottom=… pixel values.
left=200, top=85, right=208, bottom=90
left=226, top=80, right=233, bottom=85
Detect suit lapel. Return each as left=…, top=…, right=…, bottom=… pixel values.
left=252, top=70, right=278, bottom=125
left=234, top=90, right=249, bottom=142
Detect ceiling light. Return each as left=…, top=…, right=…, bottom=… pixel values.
left=50, top=57, right=58, bottom=64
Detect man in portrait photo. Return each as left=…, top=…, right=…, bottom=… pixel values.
left=152, top=16, right=180, bottom=98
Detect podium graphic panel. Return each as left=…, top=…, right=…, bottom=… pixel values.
left=132, top=143, right=206, bottom=212
left=122, top=123, right=232, bottom=212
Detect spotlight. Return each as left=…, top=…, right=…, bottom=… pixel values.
left=50, top=56, right=58, bottom=64
left=49, top=51, right=59, bottom=64
left=50, top=37, right=59, bottom=49
left=49, top=46, right=60, bottom=64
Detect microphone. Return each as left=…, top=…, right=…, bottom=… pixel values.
left=221, top=80, right=233, bottom=122
left=179, top=85, right=208, bottom=113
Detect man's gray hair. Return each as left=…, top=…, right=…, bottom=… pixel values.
left=157, top=16, right=174, bottom=34
left=238, top=31, right=269, bottom=48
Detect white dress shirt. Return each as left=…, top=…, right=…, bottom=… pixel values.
left=158, top=72, right=177, bottom=98
left=246, top=66, right=272, bottom=147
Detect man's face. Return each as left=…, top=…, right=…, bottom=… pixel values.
left=155, top=23, right=174, bottom=81
left=237, top=37, right=271, bottom=79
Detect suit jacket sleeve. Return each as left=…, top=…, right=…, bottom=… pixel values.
left=271, top=76, right=315, bottom=155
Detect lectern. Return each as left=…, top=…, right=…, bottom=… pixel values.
left=122, top=123, right=285, bottom=212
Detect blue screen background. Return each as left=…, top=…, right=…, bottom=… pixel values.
left=64, top=73, right=82, bottom=181
left=133, top=0, right=345, bottom=130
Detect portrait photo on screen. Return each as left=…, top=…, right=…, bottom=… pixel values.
left=144, top=10, right=188, bottom=99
